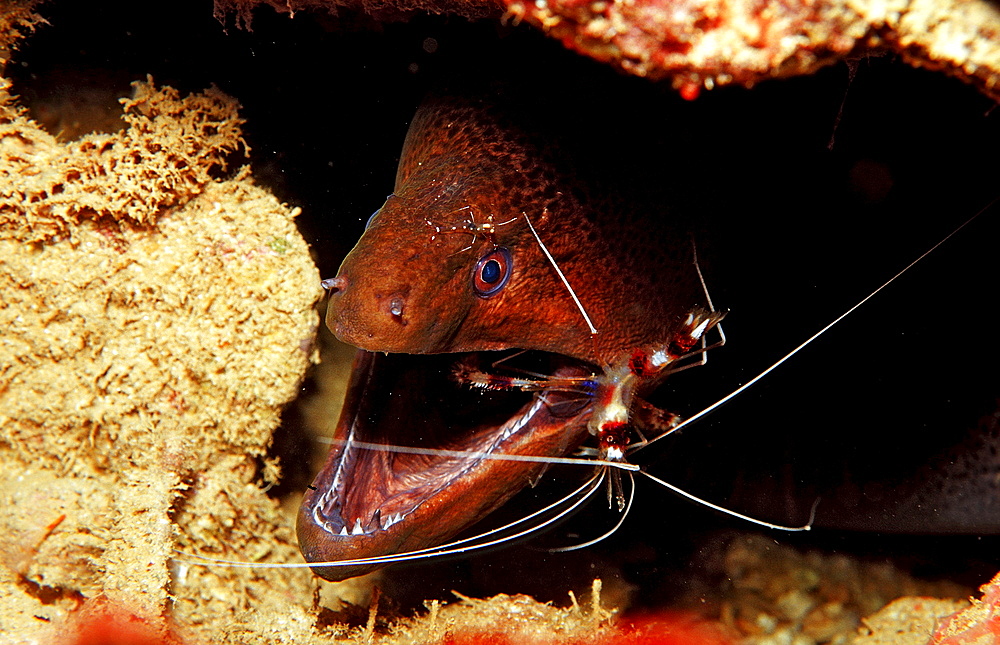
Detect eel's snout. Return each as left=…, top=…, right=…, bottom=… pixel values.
left=324, top=268, right=418, bottom=351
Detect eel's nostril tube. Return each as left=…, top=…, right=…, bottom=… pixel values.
left=321, top=276, right=348, bottom=295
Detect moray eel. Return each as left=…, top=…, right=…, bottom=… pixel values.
left=296, top=89, right=724, bottom=581
left=298, top=87, right=1000, bottom=581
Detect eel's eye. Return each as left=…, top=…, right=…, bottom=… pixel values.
left=473, top=247, right=512, bottom=298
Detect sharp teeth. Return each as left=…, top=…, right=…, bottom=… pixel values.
left=339, top=526, right=348, bottom=536
left=352, top=518, right=364, bottom=535
left=380, top=512, right=403, bottom=529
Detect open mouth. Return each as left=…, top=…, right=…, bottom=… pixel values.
left=296, top=349, right=596, bottom=581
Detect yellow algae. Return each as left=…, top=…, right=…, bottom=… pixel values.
left=1, top=75, right=245, bottom=244
left=0, top=58, right=329, bottom=642
left=380, top=586, right=616, bottom=645
left=0, top=0, right=45, bottom=54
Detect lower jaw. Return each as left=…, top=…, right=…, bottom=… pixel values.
left=296, top=349, right=595, bottom=581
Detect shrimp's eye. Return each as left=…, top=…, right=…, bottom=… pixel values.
left=473, top=247, right=512, bottom=297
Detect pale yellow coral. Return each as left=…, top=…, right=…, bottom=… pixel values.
left=0, top=76, right=245, bottom=244
left=0, top=73, right=327, bottom=642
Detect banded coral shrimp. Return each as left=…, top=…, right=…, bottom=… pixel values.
left=421, top=204, right=519, bottom=254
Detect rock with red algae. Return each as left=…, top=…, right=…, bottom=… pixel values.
left=377, top=581, right=733, bottom=645
left=439, top=615, right=733, bottom=645
left=931, top=572, right=1000, bottom=645
left=216, top=0, right=1000, bottom=99
left=605, top=614, right=734, bottom=645
left=499, top=0, right=1000, bottom=99
left=55, top=598, right=187, bottom=645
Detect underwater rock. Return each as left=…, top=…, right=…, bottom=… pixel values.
left=0, top=65, right=326, bottom=642
left=931, top=572, right=1000, bottom=645
left=371, top=581, right=734, bottom=645
left=212, top=0, right=1000, bottom=99
left=678, top=533, right=972, bottom=645
left=1, top=76, right=245, bottom=243
left=500, top=0, right=1000, bottom=99
left=0, top=0, right=45, bottom=53
left=855, top=597, right=969, bottom=645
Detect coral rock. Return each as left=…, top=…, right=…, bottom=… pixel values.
left=0, top=74, right=324, bottom=643
left=932, top=571, right=1000, bottom=645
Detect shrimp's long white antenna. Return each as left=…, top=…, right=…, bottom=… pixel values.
left=523, top=212, right=598, bottom=335
left=548, top=471, right=636, bottom=552
left=174, top=470, right=606, bottom=571
left=692, top=240, right=726, bottom=350
left=692, top=242, right=714, bottom=310
left=640, top=471, right=815, bottom=531
left=641, top=199, right=999, bottom=450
